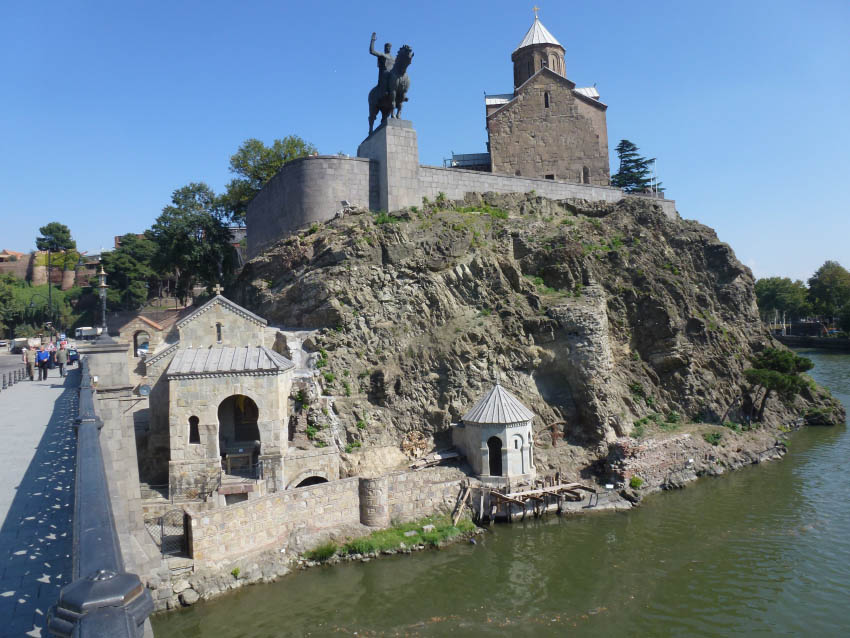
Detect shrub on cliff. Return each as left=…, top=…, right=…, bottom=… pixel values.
left=745, top=349, right=814, bottom=421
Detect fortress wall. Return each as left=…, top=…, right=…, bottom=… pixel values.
left=385, top=465, right=467, bottom=522
left=186, top=465, right=467, bottom=564
left=418, top=165, right=677, bottom=219
left=246, top=155, right=376, bottom=258
left=188, top=477, right=362, bottom=563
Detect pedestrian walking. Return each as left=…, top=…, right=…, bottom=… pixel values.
left=22, top=346, right=36, bottom=381
left=36, top=346, right=50, bottom=381
left=56, top=343, right=68, bottom=377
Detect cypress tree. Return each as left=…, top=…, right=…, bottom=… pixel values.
left=611, top=140, right=662, bottom=194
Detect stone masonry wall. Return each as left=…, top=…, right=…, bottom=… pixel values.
left=488, top=72, right=610, bottom=186
left=284, top=447, right=340, bottom=488
left=186, top=465, right=467, bottom=564
left=187, top=477, right=362, bottom=563
left=246, top=155, right=375, bottom=258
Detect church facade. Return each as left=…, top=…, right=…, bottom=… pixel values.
left=485, top=16, right=610, bottom=185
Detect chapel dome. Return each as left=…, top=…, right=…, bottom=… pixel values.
left=461, top=383, right=535, bottom=425
left=514, top=16, right=563, bottom=53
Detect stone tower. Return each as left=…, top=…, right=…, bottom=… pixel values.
left=486, top=14, right=610, bottom=185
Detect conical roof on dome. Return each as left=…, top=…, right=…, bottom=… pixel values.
left=462, top=383, right=535, bottom=425
left=514, top=16, right=563, bottom=53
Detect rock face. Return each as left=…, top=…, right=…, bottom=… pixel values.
left=235, top=193, right=842, bottom=479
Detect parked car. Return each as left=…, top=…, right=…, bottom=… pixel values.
left=0, top=340, right=7, bottom=348
left=67, top=348, right=79, bottom=366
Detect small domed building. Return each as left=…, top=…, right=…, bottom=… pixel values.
left=452, top=383, right=536, bottom=485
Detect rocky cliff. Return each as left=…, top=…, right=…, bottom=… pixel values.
left=234, top=193, right=843, bottom=479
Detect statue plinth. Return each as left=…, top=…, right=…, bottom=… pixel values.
left=357, top=119, right=420, bottom=213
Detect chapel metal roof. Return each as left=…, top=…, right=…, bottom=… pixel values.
left=514, top=17, right=563, bottom=53
left=574, top=87, right=600, bottom=100
left=485, top=93, right=515, bottom=106
left=461, top=383, right=535, bottom=425
left=166, top=346, right=294, bottom=377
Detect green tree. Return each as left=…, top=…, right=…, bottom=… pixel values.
left=150, top=183, right=237, bottom=304
left=807, top=260, right=850, bottom=319
left=611, top=140, right=663, bottom=194
left=35, top=222, right=76, bottom=253
left=744, top=348, right=813, bottom=421
left=837, top=303, right=850, bottom=334
left=100, top=234, right=158, bottom=310
left=219, top=136, right=317, bottom=223
left=754, top=277, right=811, bottom=320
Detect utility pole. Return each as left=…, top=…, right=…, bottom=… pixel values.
left=98, top=260, right=108, bottom=335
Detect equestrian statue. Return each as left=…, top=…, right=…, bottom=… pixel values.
left=368, top=32, right=413, bottom=134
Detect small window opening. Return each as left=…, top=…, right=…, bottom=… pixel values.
left=582, top=166, right=590, bottom=184
left=545, top=174, right=555, bottom=180
left=216, top=322, right=222, bottom=343
left=514, top=438, right=521, bottom=449
left=527, top=61, right=532, bottom=76
left=544, top=92, right=550, bottom=108
left=189, top=416, right=200, bottom=444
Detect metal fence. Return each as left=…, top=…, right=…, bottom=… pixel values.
left=47, top=357, right=154, bottom=637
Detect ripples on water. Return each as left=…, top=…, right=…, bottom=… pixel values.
left=153, top=351, right=849, bottom=637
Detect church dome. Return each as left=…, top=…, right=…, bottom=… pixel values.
left=462, top=383, right=535, bottom=425
left=514, top=16, right=563, bottom=53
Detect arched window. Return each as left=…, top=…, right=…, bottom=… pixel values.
left=544, top=92, right=550, bottom=108
left=527, top=61, right=532, bottom=77
left=189, top=416, right=200, bottom=444
left=582, top=166, right=590, bottom=184
left=216, top=322, right=222, bottom=343
left=218, top=395, right=260, bottom=443
left=133, top=331, right=150, bottom=358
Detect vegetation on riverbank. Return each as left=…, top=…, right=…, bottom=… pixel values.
left=304, top=514, right=476, bottom=562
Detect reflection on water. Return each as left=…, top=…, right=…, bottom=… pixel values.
left=153, top=351, right=850, bottom=637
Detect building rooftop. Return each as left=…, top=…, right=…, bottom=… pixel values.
left=574, top=87, right=600, bottom=100
left=485, top=93, right=515, bottom=106
left=166, top=346, right=294, bottom=378
left=514, top=16, right=562, bottom=52
left=176, top=294, right=267, bottom=330
left=462, top=383, right=535, bottom=425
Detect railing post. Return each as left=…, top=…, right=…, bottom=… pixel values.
left=2, top=372, right=6, bottom=390
left=48, top=358, right=154, bottom=637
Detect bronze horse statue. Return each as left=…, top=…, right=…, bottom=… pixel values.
left=368, top=45, right=413, bottom=134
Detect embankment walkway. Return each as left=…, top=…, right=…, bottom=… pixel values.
left=0, top=368, right=79, bottom=637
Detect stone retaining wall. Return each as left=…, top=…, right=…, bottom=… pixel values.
left=186, top=465, right=466, bottom=565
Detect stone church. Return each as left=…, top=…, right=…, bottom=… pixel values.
left=484, top=15, right=610, bottom=185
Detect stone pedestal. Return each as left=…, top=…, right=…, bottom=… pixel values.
left=357, top=119, right=420, bottom=213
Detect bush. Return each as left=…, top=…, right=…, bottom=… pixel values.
left=323, top=372, right=335, bottom=384
left=345, top=441, right=362, bottom=453
left=703, top=432, right=723, bottom=446
left=343, top=381, right=351, bottom=396
left=305, top=425, right=317, bottom=439
left=666, top=411, right=680, bottom=424
left=356, top=419, right=366, bottom=430
left=342, top=515, right=474, bottom=555
left=632, top=423, right=646, bottom=439
left=629, top=476, right=644, bottom=489
left=305, top=542, right=337, bottom=562
left=231, top=567, right=240, bottom=579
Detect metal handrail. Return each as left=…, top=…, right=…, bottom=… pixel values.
left=47, top=358, right=154, bottom=637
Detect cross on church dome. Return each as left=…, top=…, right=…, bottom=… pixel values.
left=212, top=283, right=224, bottom=295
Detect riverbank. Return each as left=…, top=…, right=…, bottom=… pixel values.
left=147, top=417, right=813, bottom=614
left=150, top=349, right=850, bottom=636
left=776, top=335, right=850, bottom=351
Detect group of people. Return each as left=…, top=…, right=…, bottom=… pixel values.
left=22, top=342, right=70, bottom=381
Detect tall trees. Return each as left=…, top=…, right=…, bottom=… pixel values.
left=611, top=140, right=662, bottom=194
left=219, top=136, right=317, bottom=223
left=149, top=183, right=236, bottom=303
left=35, top=222, right=76, bottom=253
left=807, top=261, right=850, bottom=318
left=754, top=277, right=811, bottom=320
left=100, top=234, right=158, bottom=310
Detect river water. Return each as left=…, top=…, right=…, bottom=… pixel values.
left=153, top=350, right=849, bottom=637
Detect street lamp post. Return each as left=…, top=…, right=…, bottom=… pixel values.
left=98, top=261, right=108, bottom=335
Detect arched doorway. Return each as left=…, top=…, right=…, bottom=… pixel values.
left=133, top=331, right=150, bottom=357
left=487, top=436, right=503, bottom=476
left=295, top=476, right=328, bottom=488
left=218, top=395, right=260, bottom=444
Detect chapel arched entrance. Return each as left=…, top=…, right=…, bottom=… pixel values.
left=487, top=436, right=503, bottom=476
left=133, top=330, right=150, bottom=357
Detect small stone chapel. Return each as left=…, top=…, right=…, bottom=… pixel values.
left=149, top=294, right=295, bottom=499
left=452, top=382, right=536, bottom=485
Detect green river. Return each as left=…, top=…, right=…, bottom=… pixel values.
left=153, top=350, right=849, bottom=636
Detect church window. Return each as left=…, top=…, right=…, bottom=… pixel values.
left=189, top=416, right=200, bottom=444
left=582, top=166, right=590, bottom=184
left=544, top=92, right=550, bottom=108
left=216, top=322, right=222, bottom=343
left=527, top=61, right=532, bottom=77
left=545, top=174, right=555, bottom=180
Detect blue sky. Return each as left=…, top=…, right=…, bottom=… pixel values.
left=1, top=0, right=848, bottom=282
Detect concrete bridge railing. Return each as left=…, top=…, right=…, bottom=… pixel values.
left=47, top=358, right=154, bottom=637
